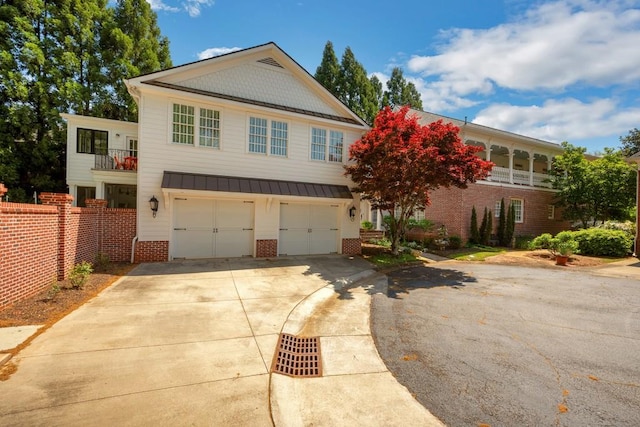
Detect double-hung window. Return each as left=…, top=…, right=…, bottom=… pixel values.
left=172, top=103, right=221, bottom=148
left=77, top=128, right=108, bottom=154
left=511, top=199, right=524, bottom=223
left=311, top=127, right=344, bottom=163
left=248, top=116, right=288, bottom=157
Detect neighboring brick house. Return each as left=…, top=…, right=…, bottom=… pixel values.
left=63, top=42, right=368, bottom=261
left=362, top=109, right=571, bottom=242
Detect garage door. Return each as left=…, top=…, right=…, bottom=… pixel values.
left=173, top=198, right=254, bottom=259
left=279, top=203, right=339, bottom=255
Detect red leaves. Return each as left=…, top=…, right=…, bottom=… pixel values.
left=345, top=106, right=493, bottom=212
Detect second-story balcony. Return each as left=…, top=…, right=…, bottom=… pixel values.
left=95, top=149, right=138, bottom=171
left=488, top=166, right=551, bottom=188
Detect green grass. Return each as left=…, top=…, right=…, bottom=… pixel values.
left=446, top=246, right=506, bottom=261
left=366, top=252, right=418, bottom=268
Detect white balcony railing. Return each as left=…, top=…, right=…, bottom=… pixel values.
left=487, top=166, right=551, bottom=188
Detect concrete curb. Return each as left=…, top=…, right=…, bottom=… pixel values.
left=0, top=353, right=11, bottom=367
left=281, top=269, right=377, bottom=336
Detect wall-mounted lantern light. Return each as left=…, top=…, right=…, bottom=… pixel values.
left=149, top=195, right=159, bottom=218
left=348, top=205, right=357, bottom=221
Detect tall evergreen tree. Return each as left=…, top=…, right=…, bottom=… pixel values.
left=497, top=198, right=506, bottom=246
left=100, top=0, right=172, bottom=121
left=314, top=41, right=341, bottom=98
left=469, top=206, right=479, bottom=244
left=506, top=202, right=515, bottom=247
left=383, top=67, right=423, bottom=110
left=339, top=47, right=378, bottom=124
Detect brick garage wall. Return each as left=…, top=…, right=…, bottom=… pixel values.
left=0, top=203, right=58, bottom=308
left=342, top=238, right=362, bottom=255
left=424, top=183, right=571, bottom=242
left=256, top=239, right=277, bottom=257
left=103, top=208, right=136, bottom=262
left=134, top=241, right=169, bottom=262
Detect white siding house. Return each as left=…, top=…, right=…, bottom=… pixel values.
left=64, top=42, right=368, bottom=261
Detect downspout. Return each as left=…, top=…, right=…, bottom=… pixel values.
left=131, top=235, right=138, bottom=264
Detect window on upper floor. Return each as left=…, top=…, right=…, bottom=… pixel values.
left=77, top=128, right=108, bottom=154
left=172, top=103, right=221, bottom=148
left=199, top=108, right=221, bottom=148
left=128, top=137, right=138, bottom=157
left=311, top=127, right=343, bottom=163
left=248, top=117, right=288, bottom=157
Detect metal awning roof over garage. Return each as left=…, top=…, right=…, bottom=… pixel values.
left=161, top=171, right=353, bottom=199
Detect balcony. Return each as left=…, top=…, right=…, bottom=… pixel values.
left=488, top=166, right=551, bottom=188
left=95, top=149, right=137, bottom=171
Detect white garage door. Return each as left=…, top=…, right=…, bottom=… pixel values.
left=279, top=203, right=339, bottom=255
left=173, top=198, right=254, bottom=259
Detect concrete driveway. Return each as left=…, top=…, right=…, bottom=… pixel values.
left=0, top=256, right=375, bottom=426
left=372, top=262, right=640, bottom=427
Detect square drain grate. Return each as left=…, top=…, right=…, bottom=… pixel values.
left=271, top=333, right=322, bottom=378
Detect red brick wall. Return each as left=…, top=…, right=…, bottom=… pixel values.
left=0, top=203, right=58, bottom=308
left=134, top=241, right=169, bottom=262
left=1, top=191, right=137, bottom=308
left=424, top=183, right=571, bottom=242
left=256, top=239, right=277, bottom=257
left=342, top=238, right=362, bottom=255
left=103, top=209, right=137, bottom=261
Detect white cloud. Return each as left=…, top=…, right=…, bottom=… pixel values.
left=183, top=0, right=214, bottom=17
left=407, top=0, right=640, bottom=98
left=146, top=0, right=214, bottom=17
left=473, top=98, right=640, bottom=144
left=197, top=46, right=242, bottom=60
left=146, top=0, right=180, bottom=13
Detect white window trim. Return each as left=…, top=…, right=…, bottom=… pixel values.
left=309, top=126, right=344, bottom=163
left=547, top=204, right=555, bottom=220
left=246, top=115, right=289, bottom=157
left=168, top=101, right=223, bottom=149
left=511, top=198, right=524, bottom=223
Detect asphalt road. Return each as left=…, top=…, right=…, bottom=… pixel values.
left=371, top=263, right=640, bottom=427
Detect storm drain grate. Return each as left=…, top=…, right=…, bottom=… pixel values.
left=271, top=333, right=322, bottom=378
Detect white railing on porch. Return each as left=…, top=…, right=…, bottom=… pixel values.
left=487, top=166, right=551, bottom=188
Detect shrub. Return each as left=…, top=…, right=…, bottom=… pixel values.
left=370, top=237, right=391, bottom=247
left=596, top=221, right=635, bottom=238
left=469, top=206, right=480, bottom=245
left=407, top=218, right=434, bottom=231
left=573, top=228, right=632, bottom=257
left=448, top=235, right=463, bottom=249
left=514, top=235, right=533, bottom=250
left=361, top=220, right=374, bottom=230
left=69, top=261, right=94, bottom=289
left=94, top=252, right=110, bottom=272
left=530, top=232, right=578, bottom=256
left=405, top=241, right=422, bottom=250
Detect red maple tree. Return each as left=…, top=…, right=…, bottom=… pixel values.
left=345, top=106, right=493, bottom=254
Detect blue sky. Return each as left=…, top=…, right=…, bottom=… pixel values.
left=148, top=0, right=640, bottom=154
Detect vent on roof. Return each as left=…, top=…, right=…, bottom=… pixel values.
left=257, top=57, right=284, bottom=68
left=271, top=333, right=322, bottom=378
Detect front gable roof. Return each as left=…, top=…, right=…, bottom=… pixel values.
left=126, top=42, right=367, bottom=127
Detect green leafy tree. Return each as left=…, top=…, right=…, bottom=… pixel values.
left=619, top=128, right=640, bottom=157
left=469, top=206, right=479, bottom=244
left=497, top=198, right=506, bottom=245
left=550, top=142, right=636, bottom=227
left=314, top=41, right=341, bottom=98
left=369, top=74, right=384, bottom=111
left=383, top=67, right=423, bottom=110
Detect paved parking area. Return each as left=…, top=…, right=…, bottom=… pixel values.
left=0, top=256, right=372, bottom=426
left=372, top=262, right=640, bottom=427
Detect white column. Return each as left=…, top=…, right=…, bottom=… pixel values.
left=529, top=153, right=535, bottom=186
left=376, top=208, right=382, bottom=230
left=486, top=144, right=492, bottom=181
left=508, top=149, right=514, bottom=184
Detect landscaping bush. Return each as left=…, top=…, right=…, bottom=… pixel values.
left=407, top=218, right=434, bottom=231
left=361, top=220, right=374, bottom=230
left=573, top=228, right=632, bottom=257
left=514, top=235, right=533, bottom=250
left=596, top=221, right=635, bottom=238
left=529, top=232, right=578, bottom=257
left=448, top=235, right=463, bottom=249
left=68, top=261, right=94, bottom=289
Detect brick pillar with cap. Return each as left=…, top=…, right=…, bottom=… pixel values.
left=40, top=192, right=75, bottom=280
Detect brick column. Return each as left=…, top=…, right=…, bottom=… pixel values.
left=85, top=199, right=108, bottom=254
left=40, top=192, right=75, bottom=280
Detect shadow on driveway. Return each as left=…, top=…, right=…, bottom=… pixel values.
left=386, top=265, right=477, bottom=298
